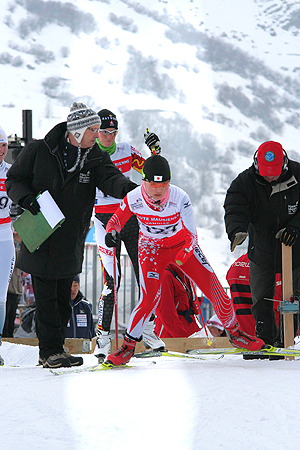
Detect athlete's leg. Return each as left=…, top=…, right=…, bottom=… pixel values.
left=94, top=214, right=121, bottom=332
left=126, top=238, right=174, bottom=339
left=0, top=239, right=15, bottom=336
left=177, top=245, right=237, bottom=329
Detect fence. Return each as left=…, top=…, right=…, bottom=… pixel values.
left=81, top=243, right=139, bottom=331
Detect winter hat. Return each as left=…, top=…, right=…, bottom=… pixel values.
left=98, top=109, right=118, bottom=130
left=207, top=314, right=224, bottom=331
left=0, top=126, right=8, bottom=144
left=67, top=102, right=100, bottom=144
left=73, top=275, right=80, bottom=284
left=256, top=141, right=284, bottom=177
left=142, top=155, right=171, bottom=182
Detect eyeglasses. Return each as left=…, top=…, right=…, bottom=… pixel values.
left=100, top=129, right=118, bottom=137
left=147, top=180, right=170, bottom=188
left=87, top=127, right=100, bottom=134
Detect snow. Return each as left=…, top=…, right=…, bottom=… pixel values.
left=1, top=340, right=300, bottom=450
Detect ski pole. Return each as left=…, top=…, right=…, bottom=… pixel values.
left=112, top=230, right=119, bottom=350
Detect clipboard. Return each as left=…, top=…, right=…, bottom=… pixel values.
left=13, top=191, right=65, bottom=253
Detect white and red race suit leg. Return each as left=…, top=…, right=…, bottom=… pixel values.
left=126, top=236, right=237, bottom=340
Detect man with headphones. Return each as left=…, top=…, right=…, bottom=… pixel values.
left=224, top=141, right=300, bottom=352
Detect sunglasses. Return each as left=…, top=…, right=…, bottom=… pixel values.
left=87, top=127, right=100, bottom=134
left=100, top=129, right=118, bottom=137
left=147, top=180, right=170, bottom=188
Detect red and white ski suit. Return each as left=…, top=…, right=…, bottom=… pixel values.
left=106, top=184, right=238, bottom=339
left=0, top=160, right=15, bottom=336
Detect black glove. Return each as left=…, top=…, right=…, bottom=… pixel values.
left=144, top=131, right=161, bottom=155
left=105, top=230, right=119, bottom=248
left=230, top=231, right=248, bottom=252
left=279, top=226, right=299, bottom=247
left=21, top=195, right=40, bottom=215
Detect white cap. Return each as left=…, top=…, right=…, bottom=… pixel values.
left=207, top=314, right=224, bottom=331
left=0, top=127, right=8, bottom=144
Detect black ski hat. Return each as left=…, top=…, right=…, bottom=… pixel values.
left=97, top=109, right=118, bottom=130
left=142, top=155, right=171, bottom=182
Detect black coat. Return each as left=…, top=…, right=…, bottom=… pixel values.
left=5, top=122, right=137, bottom=279
left=66, top=291, right=95, bottom=339
left=224, top=160, right=300, bottom=272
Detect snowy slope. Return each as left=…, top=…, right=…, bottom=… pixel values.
left=1, top=340, right=300, bottom=450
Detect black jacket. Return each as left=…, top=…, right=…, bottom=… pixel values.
left=66, top=291, right=95, bottom=339
left=5, top=122, right=137, bottom=279
left=224, top=160, right=300, bottom=272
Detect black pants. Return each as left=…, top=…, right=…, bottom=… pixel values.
left=31, top=276, right=73, bottom=359
left=3, top=293, right=20, bottom=337
left=249, top=261, right=300, bottom=345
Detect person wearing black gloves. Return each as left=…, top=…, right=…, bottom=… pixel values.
left=93, top=113, right=164, bottom=362
left=224, top=141, right=300, bottom=348
left=5, top=102, right=137, bottom=369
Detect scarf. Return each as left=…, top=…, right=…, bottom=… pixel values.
left=96, top=139, right=116, bottom=156
left=141, top=180, right=170, bottom=211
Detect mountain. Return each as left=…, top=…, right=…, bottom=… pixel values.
left=1, top=0, right=300, bottom=282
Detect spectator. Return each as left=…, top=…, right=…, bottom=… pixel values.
left=104, top=154, right=264, bottom=366
left=190, top=314, right=226, bottom=338
left=224, top=141, right=300, bottom=347
left=5, top=102, right=137, bottom=368
left=93, top=110, right=164, bottom=360
left=0, top=126, right=15, bottom=365
left=66, top=275, right=96, bottom=339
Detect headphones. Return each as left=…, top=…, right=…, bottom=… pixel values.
left=253, top=148, right=288, bottom=174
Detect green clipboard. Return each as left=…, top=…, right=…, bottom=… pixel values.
left=13, top=209, right=65, bottom=253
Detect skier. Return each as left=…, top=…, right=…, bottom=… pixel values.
left=0, top=127, right=15, bottom=365
left=224, top=141, right=300, bottom=347
left=93, top=110, right=164, bottom=361
left=103, top=154, right=264, bottom=365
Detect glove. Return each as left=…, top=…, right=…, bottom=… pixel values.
left=144, top=131, right=161, bottom=155
left=175, top=248, right=192, bottom=266
left=230, top=231, right=248, bottom=252
left=278, top=226, right=299, bottom=247
left=21, top=195, right=40, bottom=215
left=105, top=230, right=119, bottom=248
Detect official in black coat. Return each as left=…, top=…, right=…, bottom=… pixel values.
left=5, top=102, right=137, bottom=368
left=224, top=141, right=300, bottom=346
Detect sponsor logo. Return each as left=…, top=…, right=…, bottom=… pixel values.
left=264, top=151, right=275, bottom=162
left=183, top=201, right=191, bottom=209
left=115, top=158, right=130, bottom=168
left=235, top=261, right=250, bottom=267
left=288, top=201, right=298, bottom=214
left=194, top=246, right=213, bottom=272
left=0, top=179, right=6, bottom=191
left=79, top=171, right=91, bottom=183
left=147, top=271, right=159, bottom=280
left=130, top=197, right=143, bottom=210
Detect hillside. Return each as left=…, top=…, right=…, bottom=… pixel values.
left=1, top=0, right=300, bottom=281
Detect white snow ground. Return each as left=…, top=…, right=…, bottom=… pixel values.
left=1, top=339, right=300, bottom=450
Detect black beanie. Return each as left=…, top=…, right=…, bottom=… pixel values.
left=97, top=109, right=118, bottom=130
left=142, top=155, right=171, bottom=182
